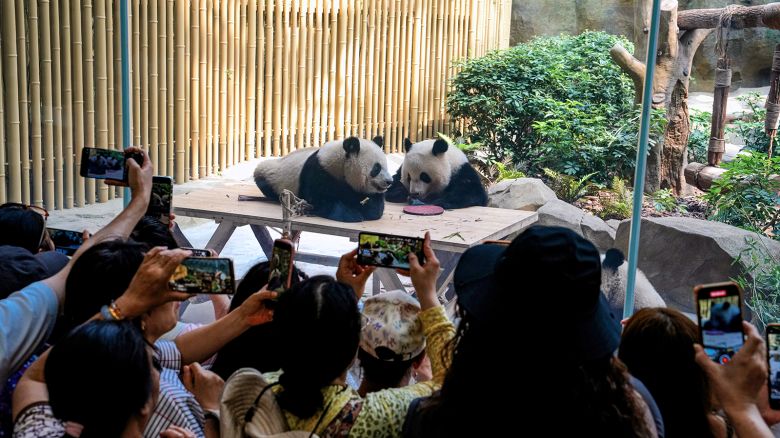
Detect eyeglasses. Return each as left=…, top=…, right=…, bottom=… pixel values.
left=0, top=202, right=49, bottom=219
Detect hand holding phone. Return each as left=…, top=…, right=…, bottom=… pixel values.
left=356, top=232, right=425, bottom=271
left=169, top=257, right=235, bottom=294
left=696, top=282, right=745, bottom=364
left=180, top=247, right=214, bottom=257
left=267, top=238, right=295, bottom=294
left=47, top=228, right=87, bottom=256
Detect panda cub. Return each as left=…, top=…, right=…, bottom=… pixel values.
left=601, top=248, right=665, bottom=317
left=253, top=136, right=393, bottom=222
left=385, top=138, right=488, bottom=209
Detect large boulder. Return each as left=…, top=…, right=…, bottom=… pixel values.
left=536, top=199, right=616, bottom=252
left=488, top=178, right=557, bottom=212
left=614, top=217, right=780, bottom=312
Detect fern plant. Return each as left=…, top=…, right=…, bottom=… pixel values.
left=542, top=168, right=596, bottom=203
left=598, top=177, right=632, bottom=220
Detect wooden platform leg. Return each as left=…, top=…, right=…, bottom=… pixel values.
left=435, top=250, right=460, bottom=303
left=205, top=220, right=238, bottom=254
left=171, top=222, right=194, bottom=248
left=373, top=268, right=406, bottom=292
left=250, top=224, right=274, bottom=258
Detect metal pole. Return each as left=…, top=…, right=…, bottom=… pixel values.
left=623, top=0, right=662, bottom=320
left=121, top=0, right=133, bottom=205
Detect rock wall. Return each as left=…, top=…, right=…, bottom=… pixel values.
left=510, top=0, right=780, bottom=91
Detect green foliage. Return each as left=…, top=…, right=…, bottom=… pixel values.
left=439, top=132, right=525, bottom=184
left=495, top=162, right=526, bottom=182
left=688, top=109, right=711, bottom=164
left=542, top=168, right=596, bottom=203
left=651, top=189, right=687, bottom=214
left=727, top=92, right=772, bottom=155
left=447, top=31, right=639, bottom=183
left=598, top=177, right=633, bottom=220
left=704, top=151, right=780, bottom=239
left=735, top=238, right=780, bottom=333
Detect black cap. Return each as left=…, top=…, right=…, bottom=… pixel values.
left=453, top=226, right=620, bottom=363
left=0, top=246, right=68, bottom=299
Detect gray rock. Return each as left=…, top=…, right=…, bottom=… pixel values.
left=537, top=199, right=616, bottom=252
left=614, top=217, right=780, bottom=313
left=606, top=219, right=622, bottom=230
left=488, top=178, right=557, bottom=212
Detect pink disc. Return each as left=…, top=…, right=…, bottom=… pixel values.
left=403, top=205, right=445, bottom=216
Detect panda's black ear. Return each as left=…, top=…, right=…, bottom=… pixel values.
left=432, top=139, right=449, bottom=156
left=372, top=136, right=384, bottom=148
left=343, top=137, right=361, bottom=157
left=404, top=138, right=413, bottom=152
left=602, top=248, right=625, bottom=272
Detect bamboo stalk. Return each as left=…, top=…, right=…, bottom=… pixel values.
left=83, top=0, right=98, bottom=203
left=167, top=0, right=175, bottom=175
left=228, top=0, right=236, bottom=165
left=419, top=0, right=430, bottom=139
left=233, top=0, right=240, bottom=164
left=200, top=0, right=208, bottom=172
left=246, top=0, right=257, bottom=158
left=255, top=0, right=265, bottom=157
left=105, top=0, right=116, bottom=199
left=335, top=0, right=347, bottom=139
left=40, top=0, right=58, bottom=208
left=15, top=0, right=31, bottom=203
left=327, top=0, right=337, bottom=141
left=70, top=0, right=86, bottom=206
left=409, top=0, right=422, bottom=142
left=141, top=0, right=150, bottom=175
left=358, top=2, right=369, bottom=138
left=239, top=0, right=248, bottom=160
left=321, top=0, right=332, bottom=144
left=219, top=0, right=228, bottom=168
left=185, top=0, right=191, bottom=178
left=312, top=0, right=323, bottom=147
left=395, top=0, right=409, bottom=150
left=377, top=0, right=388, bottom=146
left=61, top=0, right=75, bottom=207
left=175, top=0, right=187, bottom=182
left=50, top=0, right=65, bottom=207
left=444, top=0, right=456, bottom=130
left=95, top=0, right=110, bottom=203
left=213, top=0, right=221, bottom=170
left=0, top=26, right=6, bottom=203
left=264, top=0, right=274, bottom=155
left=344, top=0, right=354, bottom=137
left=192, top=0, right=201, bottom=179
left=365, top=1, right=376, bottom=137
left=297, top=1, right=307, bottom=150
left=30, top=0, right=45, bottom=207
left=290, top=0, right=300, bottom=150
left=2, top=0, right=21, bottom=203
left=158, top=0, right=168, bottom=176
left=281, top=0, right=292, bottom=154
left=207, top=0, right=214, bottom=171
left=132, top=0, right=141, bottom=148
left=433, top=0, right=444, bottom=136
left=272, top=0, right=283, bottom=154
left=386, top=0, right=399, bottom=151
left=304, top=3, right=314, bottom=147
left=149, top=0, right=159, bottom=175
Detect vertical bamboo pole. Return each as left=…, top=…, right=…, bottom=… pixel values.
left=264, top=0, right=275, bottom=155
left=376, top=0, right=387, bottom=145
left=320, top=0, right=331, bottom=144
left=207, top=0, right=214, bottom=171
left=50, top=0, right=65, bottom=207
left=281, top=0, right=292, bottom=154
left=433, top=0, right=444, bottom=136
left=167, top=0, right=175, bottom=176
left=175, top=0, right=187, bottom=182
left=239, top=0, right=248, bottom=160
left=343, top=0, right=354, bottom=137
left=219, top=0, right=228, bottom=167
left=0, top=40, right=5, bottom=203
left=132, top=0, right=141, bottom=148
left=246, top=0, right=257, bottom=158
left=312, top=0, right=323, bottom=147
left=365, top=2, right=376, bottom=138
left=357, top=2, right=368, bottom=138
left=335, top=0, right=347, bottom=139
left=444, top=0, right=455, bottom=130
left=15, top=0, right=31, bottom=203
left=105, top=0, right=116, bottom=199
left=70, top=0, right=86, bottom=206
left=200, top=0, right=208, bottom=172
left=41, top=0, right=59, bottom=208
left=229, top=0, right=238, bottom=165
left=386, top=0, right=399, bottom=151
left=254, top=0, right=265, bottom=157
left=211, top=0, right=219, bottom=171
left=297, top=1, right=307, bottom=150
left=84, top=0, right=98, bottom=203
left=141, top=0, right=150, bottom=170
left=289, top=0, right=300, bottom=150
left=191, top=0, right=201, bottom=179
left=272, top=0, right=283, bottom=154
left=2, top=0, right=21, bottom=203
left=419, top=0, right=430, bottom=139
left=158, top=0, right=168, bottom=176
left=148, top=0, right=159, bottom=175
left=353, top=0, right=364, bottom=138
left=327, top=0, right=337, bottom=141
left=304, top=3, right=314, bottom=147
left=94, top=0, right=110, bottom=203
left=29, top=0, right=45, bottom=207
left=61, top=0, right=75, bottom=207
left=233, top=0, right=241, bottom=164
left=395, top=0, right=409, bottom=150
left=409, top=0, right=422, bottom=142
left=185, top=0, right=191, bottom=178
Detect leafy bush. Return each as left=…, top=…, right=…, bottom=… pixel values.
left=598, top=177, right=633, bottom=220
left=735, top=238, right=780, bottom=333
left=442, top=132, right=525, bottom=185
left=704, top=151, right=780, bottom=239
left=447, top=31, right=638, bottom=183
left=727, top=93, right=772, bottom=155
left=688, top=109, right=711, bottom=163
left=651, top=189, right=687, bottom=214
left=543, top=168, right=596, bottom=203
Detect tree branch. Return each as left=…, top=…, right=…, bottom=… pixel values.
left=610, top=44, right=646, bottom=104
left=678, top=2, right=780, bottom=30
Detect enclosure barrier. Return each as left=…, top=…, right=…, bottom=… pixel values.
left=0, top=0, right=511, bottom=210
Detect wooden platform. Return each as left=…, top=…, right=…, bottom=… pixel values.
left=172, top=182, right=537, bottom=301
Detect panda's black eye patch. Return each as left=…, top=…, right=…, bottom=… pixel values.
left=420, top=173, right=432, bottom=184
left=370, top=163, right=382, bottom=178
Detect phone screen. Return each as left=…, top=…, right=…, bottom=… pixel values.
left=48, top=228, right=84, bottom=256
left=147, top=176, right=173, bottom=224
left=268, top=243, right=293, bottom=294
left=81, top=148, right=126, bottom=180
left=768, top=327, right=780, bottom=408
left=169, top=257, right=235, bottom=294
left=356, top=232, right=424, bottom=270
left=697, top=284, right=744, bottom=364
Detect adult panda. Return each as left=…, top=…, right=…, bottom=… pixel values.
left=385, top=137, right=488, bottom=209
left=601, top=248, right=665, bottom=318
left=253, top=136, right=393, bottom=222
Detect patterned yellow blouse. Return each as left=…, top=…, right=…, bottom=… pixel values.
left=263, top=305, right=454, bottom=437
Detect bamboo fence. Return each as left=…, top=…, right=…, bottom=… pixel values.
left=0, top=0, right=509, bottom=209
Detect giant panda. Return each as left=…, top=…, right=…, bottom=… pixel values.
left=385, top=138, right=488, bottom=209
left=601, top=248, right=665, bottom=317
left=253, top=136, right=393, bottom=222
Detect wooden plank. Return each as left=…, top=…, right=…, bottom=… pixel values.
left=374, top=268, right=407, bottom=291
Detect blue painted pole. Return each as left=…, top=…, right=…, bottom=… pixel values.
left=120, top=0, right=132, bottom=206
left=623, top=0, right=663, bottom=320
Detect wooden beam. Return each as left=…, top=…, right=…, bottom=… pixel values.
left=678, top=2, right=780, bottom=31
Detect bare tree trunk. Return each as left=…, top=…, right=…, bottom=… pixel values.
left=678, top=3, right=780, bottom=31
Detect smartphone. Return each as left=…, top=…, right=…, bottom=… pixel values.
left=79, top=148, right=144, bottom=181
left=47, top=228, right=85, bottom=256
left=695, top=282, right=745, bottom=364
left=181, top=247, right=213, bottom=257
left=768, top=324, right=780, bottom=409
left=356, top=232, right=425, bottom=270
left=267, top=238, right=295, bottom=294
left=147, top=176, right=173, bottom=224
left=169, top=257, right=235, bottom=294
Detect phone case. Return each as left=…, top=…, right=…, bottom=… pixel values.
left=268, top=239, right=295, bottom=293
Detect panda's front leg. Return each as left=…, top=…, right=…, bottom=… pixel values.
left=315, top=201, right=364, bottom=223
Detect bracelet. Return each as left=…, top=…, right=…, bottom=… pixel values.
left=108, top=300, right=124, bottom=320
left=100, top=305, right=115, bottom=321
